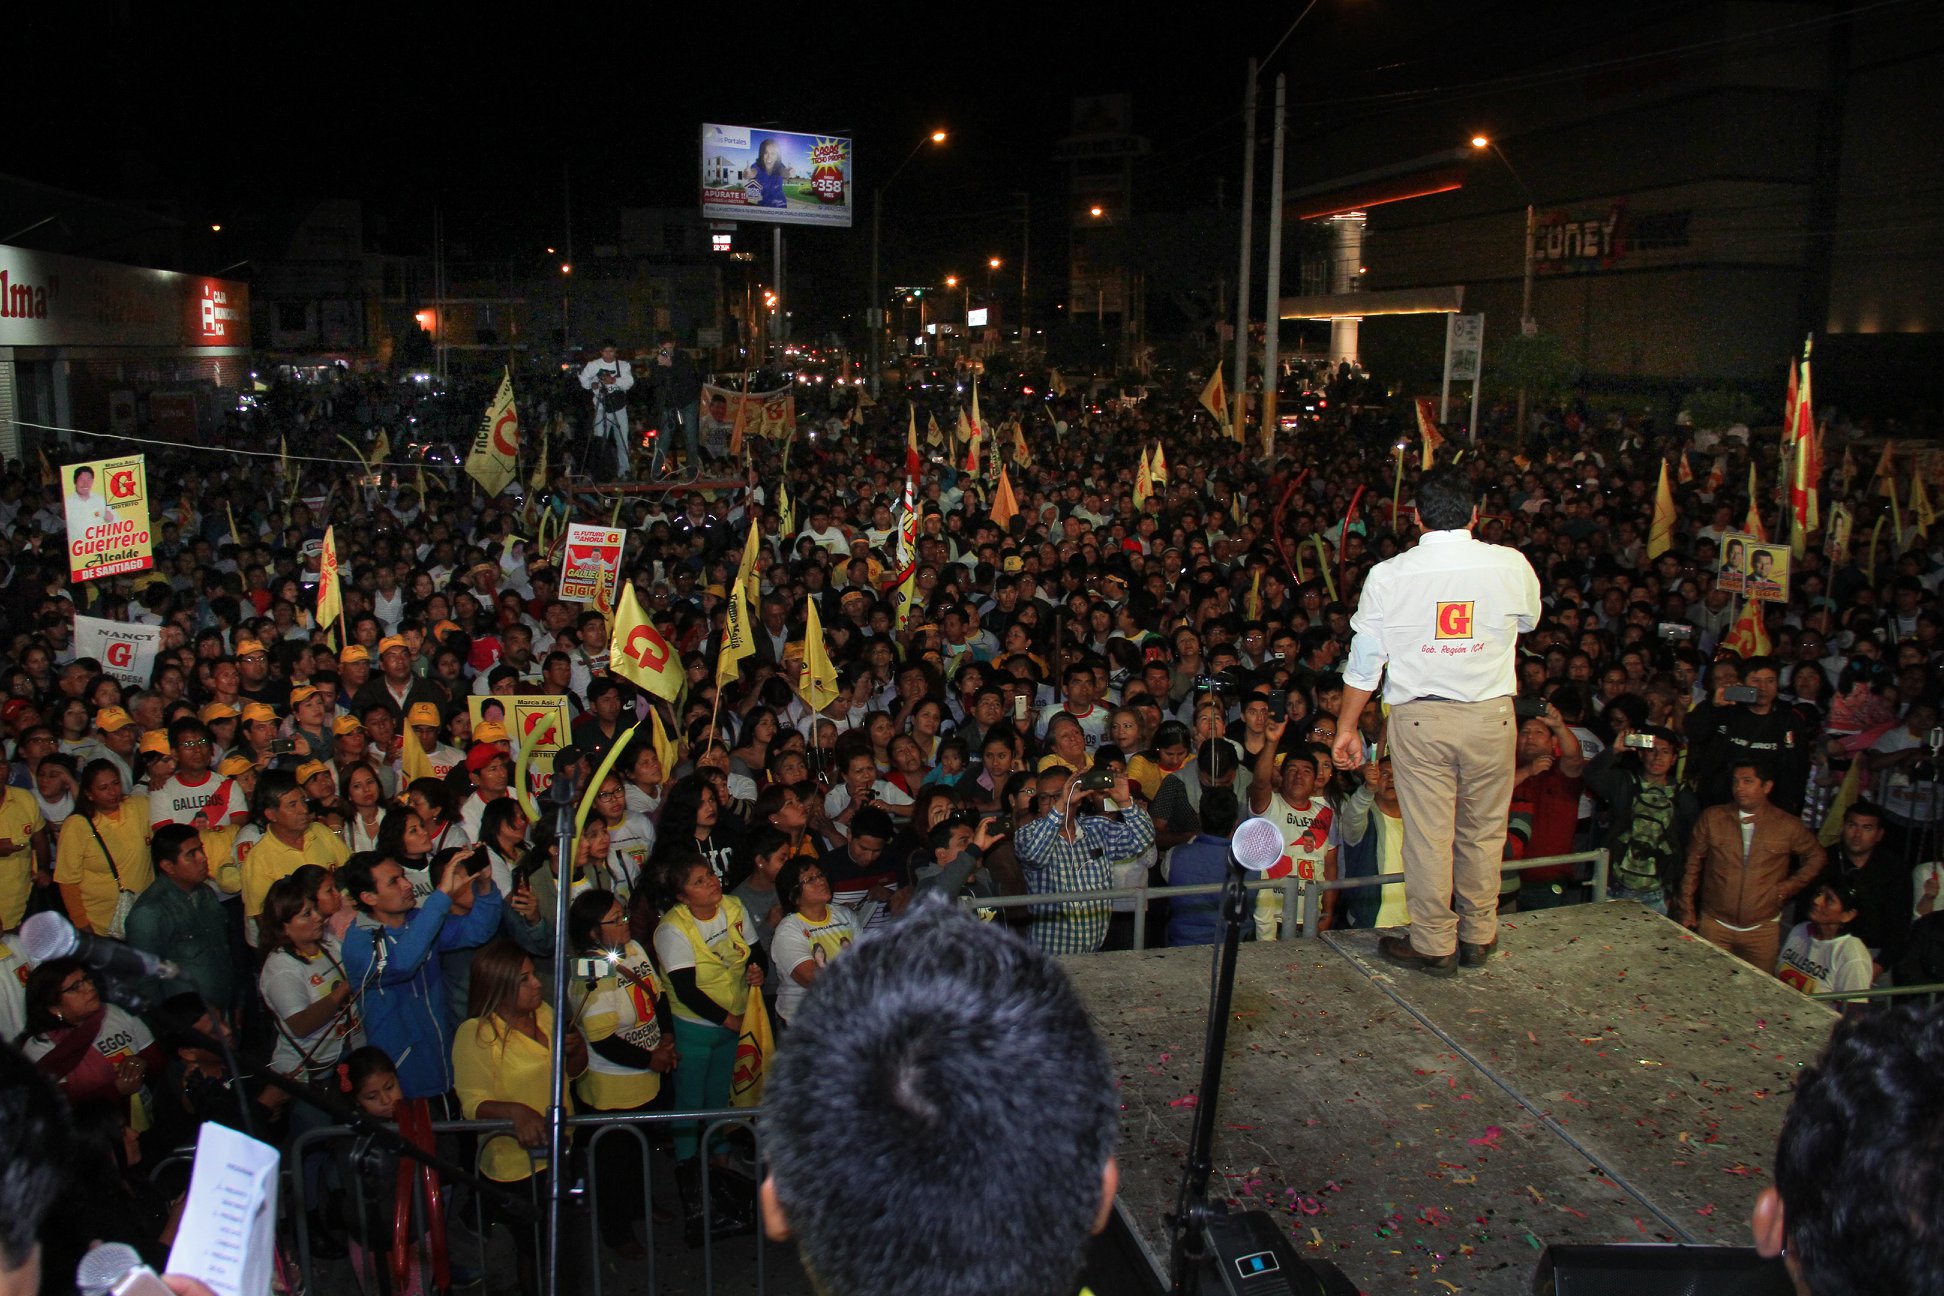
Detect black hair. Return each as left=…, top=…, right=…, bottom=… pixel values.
left=1415, top=465, right=1476, bottom=532
left=1199, top=786, right=1240, bottom=837
left=766, top=898, right=1116, bottom=1296
left=850, top=806, right=895, bottom=844
left=568, top=887, right=620, bottom=953
left=339, top=850, right=389, bottom=912
left=1729, top=757, right=1775, bottom=785
left=1772, top=1004, right=1944, bottom=1296
left=343, top=1045, right=397, bottom=1094
left=654, top=849, right=713, bottom=911
left=0, top=1040, right=70, bottom=1271
left=775, top=855, right=826, bottom=915
left=152, top=822, right=202, bottom=871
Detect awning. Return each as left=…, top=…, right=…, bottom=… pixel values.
left=1277, top=285, right=1467, bottom=320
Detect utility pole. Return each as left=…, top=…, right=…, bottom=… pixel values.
left=1260, top=74, right=1286, bottom=460
left=1517, top=202, right=1535, bottom=442
left=1231, top=58, right=1257, bottom=442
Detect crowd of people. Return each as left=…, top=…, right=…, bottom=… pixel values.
left=0, top=352, right=1940, bottom=1292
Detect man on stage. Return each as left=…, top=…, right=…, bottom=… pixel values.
left=1331, top=466, right=1541, bottom=975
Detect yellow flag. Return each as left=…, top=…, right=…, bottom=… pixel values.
left=777, top=481, right=795, bottom=540
left=1244, top=569, right=1262, bottom=620
left=1151, top=441, right=1169, bottom=484
left=1874, top=439, right=1896, bottom=496
left=908, top=404, right=919, bottom=455
left=970, top=378, right=984, bottom=437
left=1134, top=447, right=1153, bottom=509
left=316, top=526, right=344, bottom=629
left=36, top=448, right=56, bottom=489
left=650, top=704, right=682, bottom=784
left=225, top=502, right=243, bottom=548
left=528, top=428, right=549, bottom=492
left=466, top=368, right=520, bottom=497
left=1011, top=420, right=1031, bottom=467
left=609, top=583, right=683, bottom=701
left=991, top=464, right=1020, bottom=532
left=1722, top=598, right=1771, bottom=658
left=1049, top=369, right=1067, bottom=397
left=734, top=520, right=762, bottom=608
left=1199, top=368, right=1228, bottom=428
left=1647, top=460, right=1675, bottom=559
left=279, top=435, right=290, bottom=479
left=926, top=413, right=944, bottom=448
left=401, top=714, right=433, bottom=785
left=1745, top=463, right=1767, bottom=542
left=717, top=583, right=754, bottom=689
left=371, top=428, right=391, bottom=468
left=802, top=595, right=840, bottom=714
left=1826, top=502, right=1854, bottom=564
left=1912, top=473, right=1935, bottom=537
left=1676, top=452, right=1693, bottom=485
left=955, top=408, right=972, bottom=450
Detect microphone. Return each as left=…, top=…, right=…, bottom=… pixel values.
left=76, top=1243, right=145, bottom=1296
left=1230, top=816, right=1286, bottom=873
left=20, top=911, right=179, bottom=982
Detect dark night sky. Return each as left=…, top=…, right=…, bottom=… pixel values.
left=11, top=0, right=1758, bottom=280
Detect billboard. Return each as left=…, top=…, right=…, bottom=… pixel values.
left=700, top=123, right=853, bottom=228
left=0, top=245, right=249, bottom=349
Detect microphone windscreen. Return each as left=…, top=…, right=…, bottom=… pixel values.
left=76, top=1242, right=143, bottom=1296
left=1231, top=816, right=1286, bottom=873
left=20, top=910, right=79, bottom=964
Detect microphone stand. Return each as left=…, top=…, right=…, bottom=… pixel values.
left=1165, top=852, right=1355, bottom=1296
left=544, top=768, right=582, bottom=1296
left=1167, top=854, right=1248, bottom=1293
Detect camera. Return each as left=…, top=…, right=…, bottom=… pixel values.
left=1269, top=692, right=1288, bottom=722
left=1514, top=697, right=1549, bottom=721
left=1723, top=685, right=1758, bottom=703
left=269, top=737, right=298, bottom=756
left=572, top=955, right=613, bottom=981
left=1074, top=768, right=1117, bottom=794
left=1656, top=622, right=1694, bottom=641
left=988, top=813, right=1013, bottom=835
left=1622, top=732, right=1657, bottom=750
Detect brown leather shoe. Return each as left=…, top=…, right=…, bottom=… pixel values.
left=1459, top=939, right=1498, bottom=968
left=1378, top=934, right=1457, bottom=977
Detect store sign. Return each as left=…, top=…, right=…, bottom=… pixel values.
left=0, top=245, right=251, bottom=349
left=1534, top=205, right=1626, bottom=275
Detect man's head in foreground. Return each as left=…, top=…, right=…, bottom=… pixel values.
left=762, top=897, right=1119, bottom=1296
left=1754, top=1002, right=1944, bottom=1295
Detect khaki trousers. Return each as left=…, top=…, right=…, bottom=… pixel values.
left=1698, top=914, right=1782, bottom=972
left=1386, top=696, right=1516, bottom=956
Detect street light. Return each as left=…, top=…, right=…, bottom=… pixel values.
left=870, top=128, right=949, bottom=395
left=1471, top=133, right=1538, bottom=436
left=1089, top=205, right=1104, bottom=219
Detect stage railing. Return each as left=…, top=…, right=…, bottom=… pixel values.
left=289, top=1106, right=766, bottom=1296
left=961, top=850, right=1609, bottom=950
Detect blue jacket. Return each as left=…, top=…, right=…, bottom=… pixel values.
left=1166, top=835, right=1253, bottom=947
left=341, top=887, right=502, bottom=1099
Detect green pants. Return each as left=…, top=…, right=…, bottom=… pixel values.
left=669, top=1016, right=739, bottom=1161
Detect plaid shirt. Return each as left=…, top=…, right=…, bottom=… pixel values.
left=1014, top=804, right=1155, bottom=954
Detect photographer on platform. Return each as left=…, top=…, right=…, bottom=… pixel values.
left=646, top=333, right=703, bottom=479
left=577, top=339, right=635, bottom=477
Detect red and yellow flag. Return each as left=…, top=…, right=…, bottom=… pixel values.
left=609, top=584, right=683, bottom=701
left=316, top=526, right=343, bottom=629
left=1722, top=599, right=1771, bottom=658
left=1414, top=398, right=1446, bottom=471
left=1199, top=368, right=1228, bottom=429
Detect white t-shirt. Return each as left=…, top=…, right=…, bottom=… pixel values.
left=823, top=780, right=914, bottom=837
left=149, top=771, right=238, bottom=829
left=259, top=937, right=363, bottom=1077
left=1038, top=701, right=1110, bottom=751
left=770, top=907, right=859, bottom=1023
left=1775, top=924, right=1873, bottom=997
left=604, top=812, right=657, bottom=901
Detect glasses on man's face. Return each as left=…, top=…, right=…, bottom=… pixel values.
left=596, top=788, right=625, bottom=801
left=600, top=912, right=629, bottom=928
left=179, top=738, right=210, bottom=749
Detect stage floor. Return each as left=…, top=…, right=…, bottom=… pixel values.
left=1066, top=902, right=1838, bottom=1295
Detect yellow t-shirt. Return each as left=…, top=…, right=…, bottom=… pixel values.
left=454, top=1003, right=571, bottom=1182
left=242, top=824, right=351, bottom=922
left=54, top=797, right=154, bottom=933
left=0, top=786, right=47, bottom=928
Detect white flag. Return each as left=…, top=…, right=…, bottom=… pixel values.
left=73, top=615, right=162, bottom=688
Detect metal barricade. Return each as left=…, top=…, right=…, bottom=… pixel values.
left=289, top=1106, right=767, bottom=1296
left=963, top=850, right=1609, bottom=948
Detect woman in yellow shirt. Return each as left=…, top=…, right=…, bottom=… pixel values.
left=54, top=760, right=153, bottom=935
left=452, top=940, right=587, bottom=1290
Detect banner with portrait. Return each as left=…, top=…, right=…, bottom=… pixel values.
left=559, top=524, right=627, bottom=612
left=1716, top=530, right=1754, bottom=595
left=697, top=385, right=796, bottom=454
left=62, top=455, right=154, bottom=582
left=470, top=694, right=571, bottom=797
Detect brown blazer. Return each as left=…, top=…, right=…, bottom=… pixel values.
left=1679, top=801, right=1826, bottom=927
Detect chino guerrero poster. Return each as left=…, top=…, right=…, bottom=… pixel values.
left=62, top=454, right=154, bottom=581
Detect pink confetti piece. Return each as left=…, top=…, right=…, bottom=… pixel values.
left=1168, top=1094, right=1199, bottom=1108
left=1696, top=1204, right=1716, bottom=1216
left=1466, top=1125, right=1504, bottom=1149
